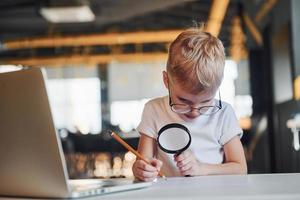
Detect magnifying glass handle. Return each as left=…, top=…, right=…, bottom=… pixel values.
left=175, top=152, right=191, bottom=177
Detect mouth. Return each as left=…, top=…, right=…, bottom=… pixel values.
left=183, top=114, right=198, bottom=120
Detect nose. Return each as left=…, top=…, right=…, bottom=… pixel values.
left=188, top=108, right=201, bottom=118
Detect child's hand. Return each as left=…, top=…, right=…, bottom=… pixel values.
left=174, top=150, right=207, bottom=176
left=132, top=158, right=163, bottom=182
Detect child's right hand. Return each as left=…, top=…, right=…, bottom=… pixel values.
left=132, top=158, right=163, bottom=182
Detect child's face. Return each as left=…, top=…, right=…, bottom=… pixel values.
left=163, top=72, right=216, bottom=122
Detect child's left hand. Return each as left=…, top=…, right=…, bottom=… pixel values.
left=174, top=150, right=207, bottom=176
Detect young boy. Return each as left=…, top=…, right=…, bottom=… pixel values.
left=132, top=29, right=247, bottom=181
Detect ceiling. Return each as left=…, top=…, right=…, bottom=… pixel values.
left=0, top=0, right=242, bottom=61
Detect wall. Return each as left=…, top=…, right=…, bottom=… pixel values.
left=246, top=0, right=300, bottom=173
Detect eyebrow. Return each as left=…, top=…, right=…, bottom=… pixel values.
left=177, top=96, right=213, bottom=104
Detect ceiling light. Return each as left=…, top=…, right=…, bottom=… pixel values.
left=40, top=5, right=95, bottom=23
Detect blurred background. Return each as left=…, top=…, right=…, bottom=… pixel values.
left=0, top=0, right=300, bottom=179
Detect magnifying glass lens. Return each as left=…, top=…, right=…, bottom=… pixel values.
left=157, top=123, right=191, bottom=154
left=159, top=128, right=190, bottom=151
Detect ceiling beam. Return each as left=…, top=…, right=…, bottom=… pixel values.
left=255, top=0, right=277, bottom=23
left=295, top=76, right=300, bottom=100
left=243, top=12, right=263, bottom=46
left=0, top=53, right=168, bottom=67
left=229, top=16, right=248, bottom=62
left=3, top=30, right=184, bottom=50
left=205, top=0, right=230, bottom=37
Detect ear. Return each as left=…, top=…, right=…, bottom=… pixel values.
left=163, top=71, right=169, bottom=89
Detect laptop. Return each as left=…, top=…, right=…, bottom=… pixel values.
left=0, top=68, right=152, bottom=198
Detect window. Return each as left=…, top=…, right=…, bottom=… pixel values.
left=108, top=61, right=166, bottom=132
left=46, top=78, right=101, bottom=134
left=110, top=99, right=150, bottom=132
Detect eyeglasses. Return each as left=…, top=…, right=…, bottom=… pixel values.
left=168, top=90, right=222, bottom=115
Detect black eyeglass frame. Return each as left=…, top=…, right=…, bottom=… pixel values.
left=168, top=89, right=222, bottom=115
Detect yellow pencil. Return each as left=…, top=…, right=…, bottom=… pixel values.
left=110, top=131, right=166, bottom=179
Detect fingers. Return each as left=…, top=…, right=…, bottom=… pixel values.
left=173, top=151, right=197, bottom=176
left=150, top=158, right=163, bottom=170
left=176, top=155, right=193, bottom=168
left=176, top=158, right=194, bottom=176
left=180, top=166, right=194, bottom=176
left=177, top=159, right=193, bottom=171
left=136, top=160, right=158, bottom=172
left=174, top=151, right=192, bottom=162
left=136, top=168, right=158, bottom=179
left=174, top=151, right=193, bottom=169
left=132, top=159, right=163, bottom=181
left=177, top=160, right=198, bottom=176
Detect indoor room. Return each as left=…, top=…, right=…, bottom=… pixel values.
left=0, top=0, right=300, bottom=199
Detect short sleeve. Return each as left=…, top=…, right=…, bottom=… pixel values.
left=219, top=104, right=243, bottom=145
left=136, top=101, right=157, bottom=139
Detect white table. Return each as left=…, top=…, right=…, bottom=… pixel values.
left=1, top=173, right=300, bottom=200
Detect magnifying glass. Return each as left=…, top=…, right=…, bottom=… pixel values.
left=157, top=123, right=192, bottom=176
left=157, top=123, right=191, bottom=155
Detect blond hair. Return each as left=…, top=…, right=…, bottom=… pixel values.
left=167, top=28, right=225, bottom=94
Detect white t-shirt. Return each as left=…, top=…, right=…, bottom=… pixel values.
left=136, top=96, right=243, bottom=177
